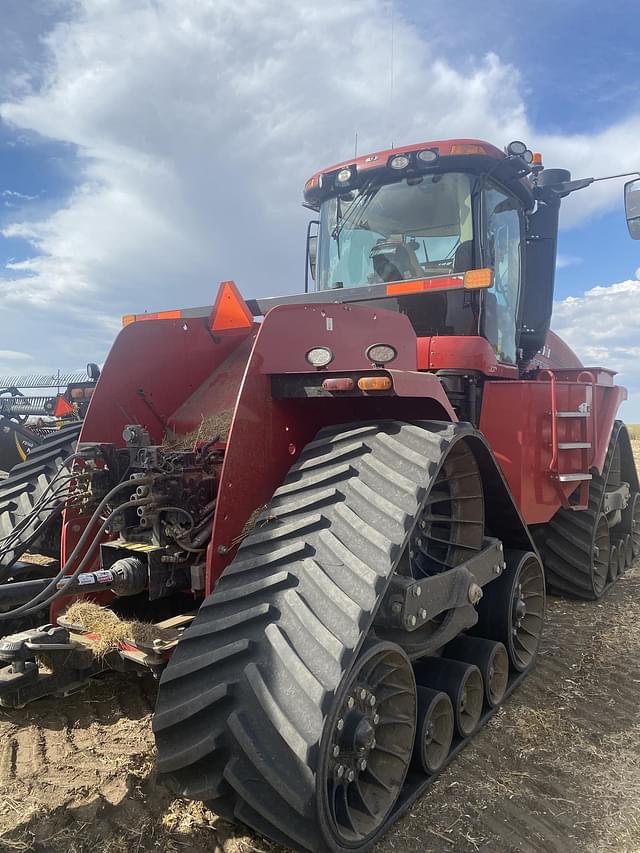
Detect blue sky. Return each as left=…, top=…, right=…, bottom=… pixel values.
left=1, top=0, right=639, bottom=415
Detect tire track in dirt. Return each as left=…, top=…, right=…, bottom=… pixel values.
left=384, top=560, right=640, bottom=853
left=1, top=454, right=639, bottom=852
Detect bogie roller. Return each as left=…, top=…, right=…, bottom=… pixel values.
left=411, top=687, right=454, bottom=774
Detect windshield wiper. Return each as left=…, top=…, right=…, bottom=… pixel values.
left=331, top=184, right=379, bottom=247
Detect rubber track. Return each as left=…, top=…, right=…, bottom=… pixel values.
left=0, top=422, right=81, bottom=569
left=536, top=420, right=632, bottom=599
left=154, top=420, right=490, bottom=852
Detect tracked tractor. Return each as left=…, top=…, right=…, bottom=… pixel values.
left=0, top=138, right=639, bottom=853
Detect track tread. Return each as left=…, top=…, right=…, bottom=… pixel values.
left=0, top=422, right=81, bottom=572
left=537, top=421, right=635, bottom=599
left=154, top=420, right=472, bottom=852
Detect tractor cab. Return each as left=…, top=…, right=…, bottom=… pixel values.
left=304, top=139, right=547, bottom=369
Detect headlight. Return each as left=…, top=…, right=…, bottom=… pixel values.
left=417, top=149, right=438, bottom=163
left=336, top=168, right=353, bottom=184
left=306, top=346, right=334, bottom=367
left=366, top=343, right=397, bottom=364
left=507, top=140, right=527, bottom=156
left=389, top=154, right=410, bottom=170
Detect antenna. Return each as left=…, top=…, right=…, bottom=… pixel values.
left=389, top=0, right=395, bottom=148
left=354, top=131, right=358, bottom=160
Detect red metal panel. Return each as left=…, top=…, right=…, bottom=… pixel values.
left=416, top=335, right=519, bottom=379
left=529, top=330, right=583, bottom=370
left=80, top=318, right=255, bottom=446
left=480, top=377, right=627, bottom=525
left=205, top=307, right=455, bottom=592
left=256, top=303, right=418, bottom=374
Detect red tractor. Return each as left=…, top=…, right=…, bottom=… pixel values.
left=0, top=138, right=639, bottom=853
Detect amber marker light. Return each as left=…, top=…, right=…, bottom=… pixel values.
left=322, top=377, right=355, bottom=391
left=122, top=309, right=181, bottom=327
left=357, top=376, right=393, bottom=392
left=463, top=268, right=493, bottom=289
left=450, top=144, right=488, bottom=155
left=386, top=276, right=464, bottom=296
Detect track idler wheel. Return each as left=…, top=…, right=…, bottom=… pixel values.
left=620, top=492, right=640, bottom=559
left=592, top=514, right=611, bottom=595
left=444, top=635, right=509, bottom=708
left=615, top=539, right=626, bottom=577
left=473, top=551, right=545, bottom=672
left=411, top=687, right=454, bottom=775
left=623, top=534, right=634, bottom=570
left=318, top=640, right=416, bottom=851
left=414, top=657, right=483, bottom=738
left=609, top=543, right=619, bottom=583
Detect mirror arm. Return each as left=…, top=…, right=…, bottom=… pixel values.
left=539, top=170, right=640, bottom=201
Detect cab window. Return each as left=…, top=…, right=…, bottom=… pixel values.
left=483, top=186, right=522, bottom=364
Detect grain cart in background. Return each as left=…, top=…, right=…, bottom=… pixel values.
left=0, top=139, right=639, bottom=853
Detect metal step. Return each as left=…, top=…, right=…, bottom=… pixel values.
left=558, top=473, right=593, bottom=482
left=557, top=442, right=592, bottom=450
left=556, top=411, right=589, bottom=418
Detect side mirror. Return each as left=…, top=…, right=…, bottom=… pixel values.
left=308, top=235, right=317, bottom=281
left=304, top=220, right=320, bottom=292
left=624, top=178, right=640, bottom=239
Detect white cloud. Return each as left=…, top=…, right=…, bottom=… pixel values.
left=552, top=275, right=640, bottom=420
left=0, top=350, right=31, bottom=361
left=0, top=0, right=638, bottom=393
left=556, top=254, right=583, bottom=269
left=0, top=0, right=526, bottom=350
left=1, top=189, right=38, bottom=200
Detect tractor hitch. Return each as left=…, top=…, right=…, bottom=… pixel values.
left=0, top=624, right=96, bottom=708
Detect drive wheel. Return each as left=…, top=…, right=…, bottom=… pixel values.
left=318, top=640, right=416, bottom=851
left=474, top=551, right=545, bottom=672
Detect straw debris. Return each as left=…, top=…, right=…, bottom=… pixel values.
left=164, top=410, right=233, bottom=450
left=63, top=601, right=171, bottom=656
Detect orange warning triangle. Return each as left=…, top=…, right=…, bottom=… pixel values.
left=53, top=396, right=75, bottom=417
left=209, top=280, right=253, bottom=332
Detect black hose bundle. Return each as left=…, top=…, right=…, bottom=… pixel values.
left=0, top=477, right=152, bottom=621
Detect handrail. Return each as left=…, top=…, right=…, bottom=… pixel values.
left=576, top=370, right=597, bottom=468
left=538, top=369, right=558, bottom=472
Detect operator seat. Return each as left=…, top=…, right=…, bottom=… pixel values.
left=453, top=240, right=473, bottom=273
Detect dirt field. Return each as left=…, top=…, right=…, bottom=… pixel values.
left=1, top=451, right=639, bottom=853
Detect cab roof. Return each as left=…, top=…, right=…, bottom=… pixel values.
left=304, top=138, right=505, bottom=205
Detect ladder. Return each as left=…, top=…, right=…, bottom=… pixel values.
left=540, top=369, right=597, bottom=511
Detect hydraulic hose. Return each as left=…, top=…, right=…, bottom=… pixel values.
left=0, top=450, right=86, bottom=574
left=0, top=476, right=152, bottom=621
left=0, top=477, right=87, bottom=581
left=0, top=482, right=75, bottom=559
left=0, top=472, right=76, bottom=550
left=0, top=497, right=148, bottom=620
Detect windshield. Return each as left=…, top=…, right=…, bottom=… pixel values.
left=317, top=172, right=474, bottom=291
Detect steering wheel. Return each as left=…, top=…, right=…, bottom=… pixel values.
left=370, top=239, right=424, bottom=282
